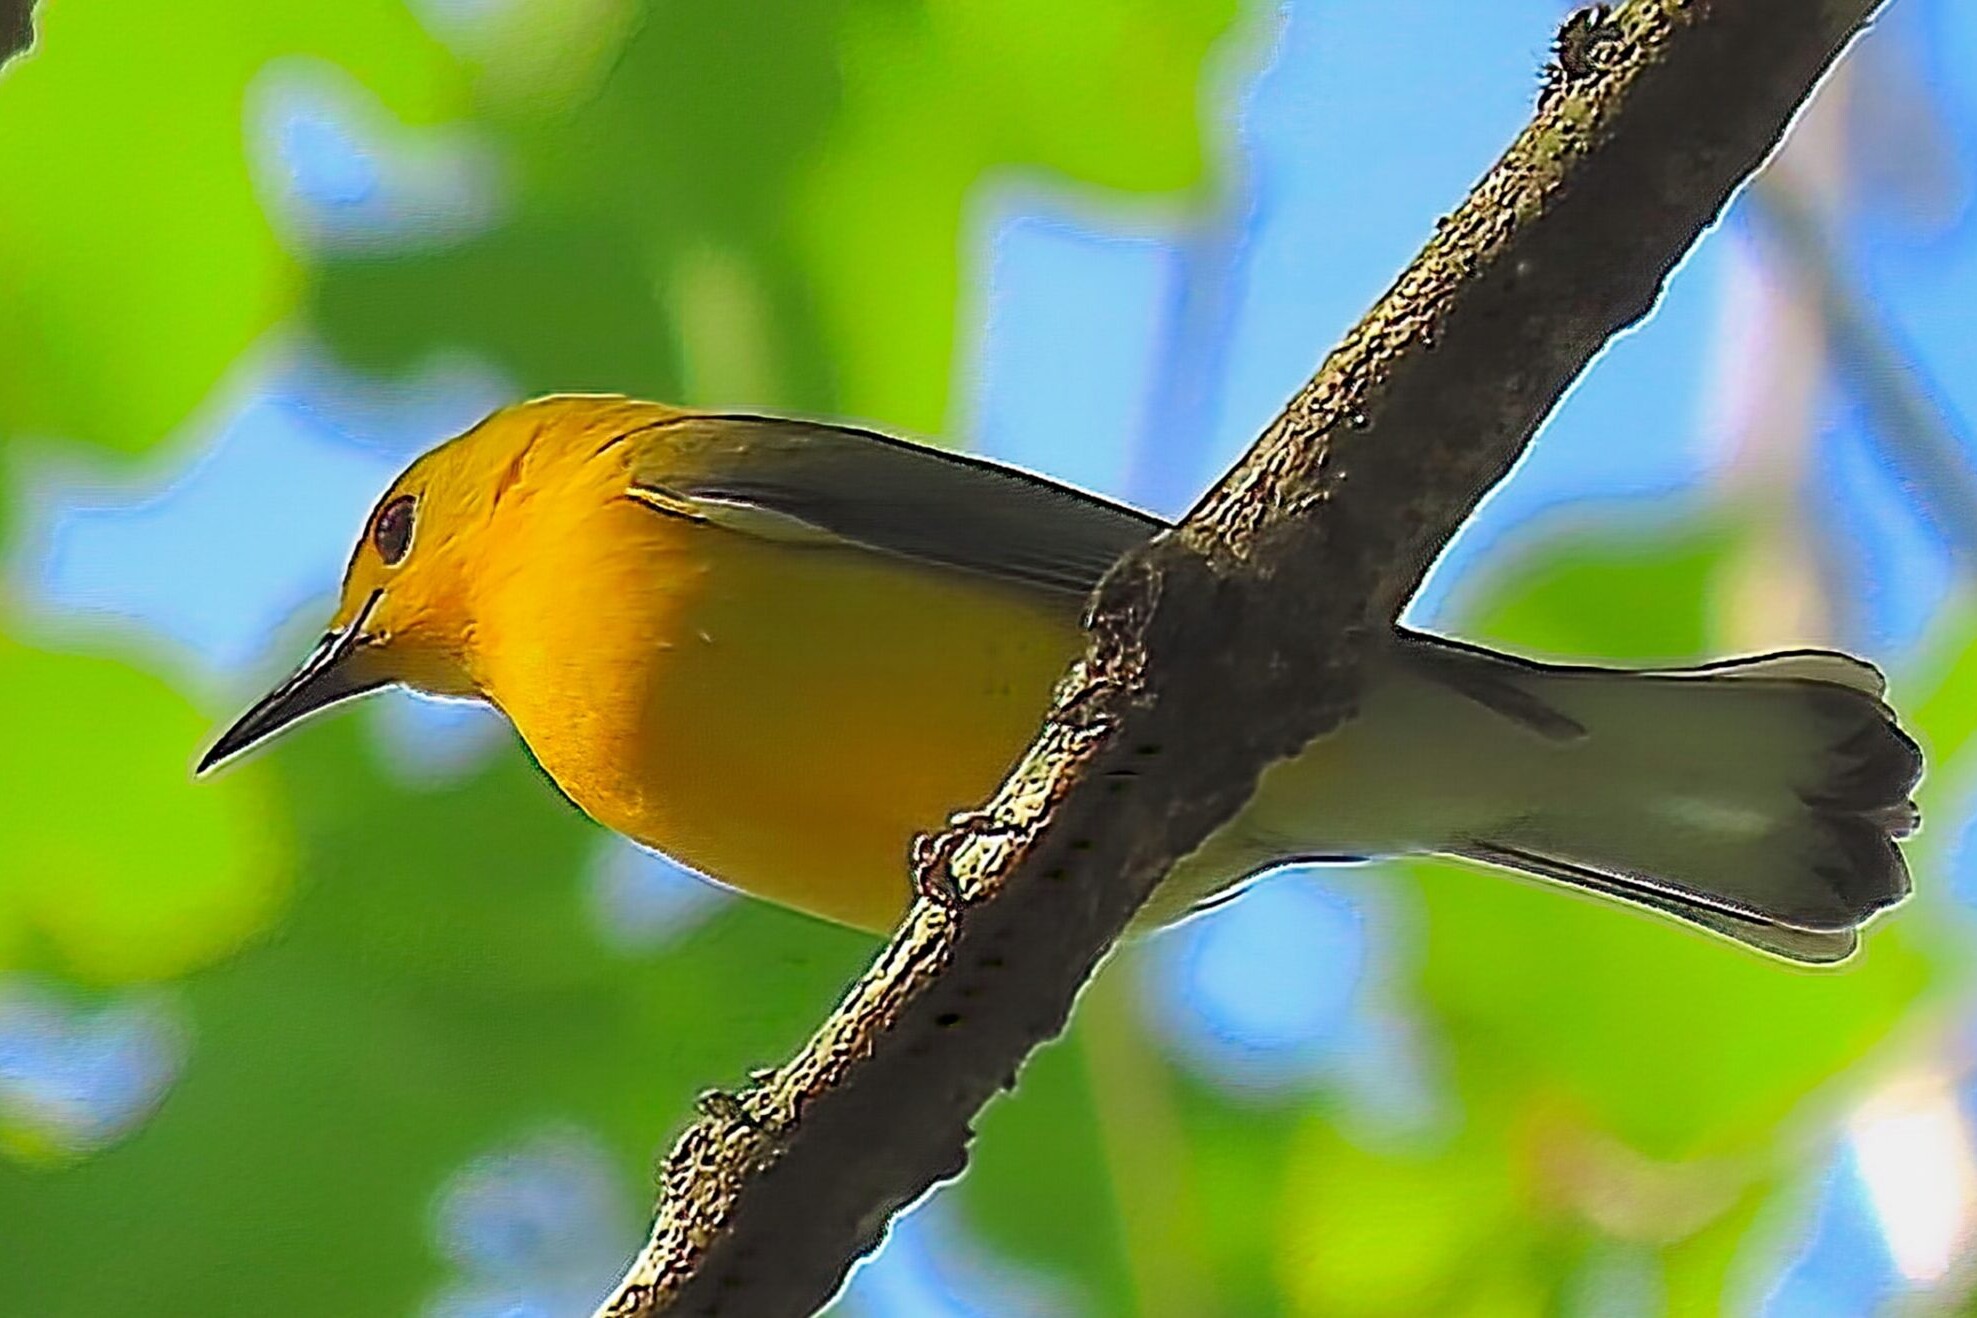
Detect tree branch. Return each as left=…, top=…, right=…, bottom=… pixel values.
left=0, top=0, right=33, bottom=69
left=597, top=2, right=1888, bottom=1313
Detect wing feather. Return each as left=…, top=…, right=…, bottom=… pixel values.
left=628, top=413, right=1163, bottom=596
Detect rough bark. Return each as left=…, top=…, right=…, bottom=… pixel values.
left=596, top=2, right=1890, bottom=1314
left=1, top=0, right=32, bottom=68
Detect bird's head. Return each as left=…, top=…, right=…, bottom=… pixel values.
left=198, top=398, right=579, bottom=772
left=199, top=393, right=687, bottom=773
left=195, top=441, right=474, bottom=773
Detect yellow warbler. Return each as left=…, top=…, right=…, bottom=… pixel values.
left=201, top=394, right=1922, bottom=961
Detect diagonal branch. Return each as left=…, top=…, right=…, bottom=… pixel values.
left=1, top=0, right=32, bottom=69
left=598, top=2, right=1889, bottom=1314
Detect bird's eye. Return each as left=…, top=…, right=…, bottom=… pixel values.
left=372, top=495, right=416, bottom=565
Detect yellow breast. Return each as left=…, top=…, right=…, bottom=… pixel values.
left=476, top=484, right=1085, bottom=931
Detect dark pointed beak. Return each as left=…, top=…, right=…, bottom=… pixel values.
left=196, top=591, right=389, bottom=774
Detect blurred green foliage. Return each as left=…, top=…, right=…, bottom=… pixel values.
left=0, top=2, right=1961, bottom=1315
left=0, top=2, right=1243, bottom=1312
left=315, top=0, right=1236, bottom=434
left=0, top=713, right=873, bottom=1312
left=0, top=635, right=287, bottom=990
left=0, top=0, right=462, bottom=455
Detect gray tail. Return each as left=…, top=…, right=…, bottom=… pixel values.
left=1409, top=638, right=1924, bottom=964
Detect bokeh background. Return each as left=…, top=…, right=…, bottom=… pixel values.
left=1, top=1, right=1974, bottom=1313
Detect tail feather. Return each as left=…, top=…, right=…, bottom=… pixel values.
left=1406, top=637, right=1922, bottom=962
left=1166, top=635, right=1922, bottom=963
left=1646, top=647, right=1888, bottom=697
left=1450, top=838, right=1859, bottom=964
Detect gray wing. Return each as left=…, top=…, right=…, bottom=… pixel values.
left=628, top=413, right=1165, bottom=596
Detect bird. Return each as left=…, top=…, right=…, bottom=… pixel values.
left=199, top=393, right=1923, bottom=963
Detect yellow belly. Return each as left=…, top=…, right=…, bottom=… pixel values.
left=482, top=498, right=1086, bottom=930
